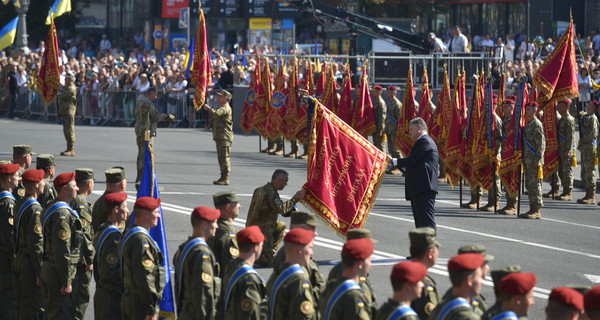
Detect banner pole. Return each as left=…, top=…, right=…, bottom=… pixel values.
left=493, top=161, right=498, bottom=214
left=459, top=177, right=463, bottom=207
left=517, top=165, right=522, bottom=218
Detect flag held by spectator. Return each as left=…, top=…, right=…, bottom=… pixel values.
left=36, top=20, right=61, bottom=105
left=302, top=97, right=388, bottom=236
left=45, top=0, right=71, bottom=24
left=191, top=7, right=211, bottom=111
left=0, top=17, right=18, bottom=51
left=396, top=65, right=416, bottom=156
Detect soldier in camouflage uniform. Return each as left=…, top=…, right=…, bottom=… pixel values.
left=71, top=168, right=95, bottom=319
left=376, top=261, right=427, bottom=320
left=385, top=86, right=402, bottom=174
left=173, top=206, right=221, bottom=319
left=36, top=154, right=57, bottom=207
left=204, top=90, right=234, bottom=185
left=0, top=163, right=21, bottom=318
left=135, top=87, right=160, bottom=183
left=577, top=100, right=599, bottom=204
left=481, top=265, right=522, bottom=319
left=58, top=73, right=77, bottom=156
left=93, top=192, right=129, bottom=320
left=372, top=85, right=387, bottom=152
left=14, top=169, right=45, bottom=320
left=120, top=197, right=166, bottom=319
left=246, top=169, right=306, bottom=267
left=520, top=102, right=545, bottom=219
left=221, top=226, right=266, bottom=320
left=91, top=166, right=127, bottom=233
left=555, top=99, right=577, bottom=201
left=407, top=227, right=441, bottom=319
left=208, top=191, right=240, bottom=277
left=40, top=172, right=83, bottom=319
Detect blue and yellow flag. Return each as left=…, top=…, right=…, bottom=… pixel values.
left=46, top=0, right=71, bottom=24
left=184, top=36, right=194, bottom=79
left=136, top=141, right=176, bottom=319
left=0, top=17, right=18, bottom=51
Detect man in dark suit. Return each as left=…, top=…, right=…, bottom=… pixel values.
left=395, top=117, right=439, bottom=230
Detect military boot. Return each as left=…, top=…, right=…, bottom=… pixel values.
left=284, top=142, right=298, bottom=158
left=577, top=188, right=596, bottom=204
left=261, top=140, right=275, bottom=153
left=213, top=174, right=230, bottom=185
left=479, top=194, right=499, bottom=212
left=460, top=192, right=481, bottom=209
left=498, top=197, right=517, bottom=215
left=542, top=185, right=560, bottom=198
left=60, top=144, right=75, bottom=156
left=269, top=143, right=284, bottom=156
left=519, top=205, right=541, bottom=219
left=556, top=188, right=572, bottom=201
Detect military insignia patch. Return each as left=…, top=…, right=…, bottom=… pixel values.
left=356, top=299, right=365, bottom=308
left=34, top=224, right=42, bottom=234
left=229, top=232, right=236, bottom=237
left=426, top=285, right=434, bottom=291
left=143, top=242, right=150, bottom=248
left=241, top=298, right=254, bottom=312
left=201, top=272, right=212, bottom=283
left=8, top=217, right=13, bottom=225
left=107, top=253, right=118, bottom=264
left=18, top=188, right=25, bottom=197
left=472, top=300, right=480, bottom=306
left=301, top=281, right=310, bottom=289
left=229, top=247, right=239, bottom=257
left=245, top=280, right=254, bottom=285
left=202, top=253, right=210, bottom=259
left=59, top=213, right=67, bottom=219
left=58, top=229, right=70, bottom=240
left=300, top=301, right=314, bottom=315
left=142, top=259, right=154, bottom=268
left=359, top=276, right=367, bottom=282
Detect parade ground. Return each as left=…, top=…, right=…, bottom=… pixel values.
left=1, top=118, right=598, bottom=319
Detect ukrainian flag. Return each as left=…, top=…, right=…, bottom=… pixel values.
left=0, top=17, right=18, bottom=51
left=12, top=0, right=20, bottom=8
left=46, top=0, right=71, bottom=25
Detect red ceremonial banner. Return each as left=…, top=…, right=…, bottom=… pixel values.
left=316, top=61, right=326, bottom=100
left=444, top=71, right=466, bottom=187
left=294, top=60, right=313, bottom=144
left=250, top=58, right=272, bottom=136
left=351, top=64, right=376, bottom=137
left=337, top=63, right=354, bottom=125
left=471, top=79, right=497, bottom=191
left=396, top=65, right=416, bottom=156
left=417, top=68, right=435, bottom=132
left=542, top=101, right=560, bottom=178
left=282, top=57, right=299, bottom=141
left=322, top=62, right=339, bottom=115
left=37, top=20, right=60, bottom=105
left=191, top=8, right=211, bottom=111
left=240, top=60, right=259, bottom=135
left=265, top=58, right=286, bottom=139
left=302, top=99, right=388, bottom=236
left=430, top=67, right=451, bottom=148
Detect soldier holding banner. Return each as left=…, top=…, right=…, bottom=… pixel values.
left=135, top=88, right=160, bottom=184
left=498, top=99, right=519, bottom=215
left=520, top=102, right=545, bottom=219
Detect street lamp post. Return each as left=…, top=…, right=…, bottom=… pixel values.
left=15, top=0, right=30, bottom=50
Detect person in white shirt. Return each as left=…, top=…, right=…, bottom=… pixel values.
left=448, top=26, right=469, bottom=53
left=505, top=34, right=516, bottom=61
left=429, top=32, right=447, bottom=53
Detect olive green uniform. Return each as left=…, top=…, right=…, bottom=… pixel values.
left=207, top=218, right=239, bottom=277
left=372, top=95, right=387, bottom=152
left=40, top=199, right=83, bottom=319
left=385, top=96, right=402, bottom=158
left=557, top=113, right=576, bottom=190
left=37, top=183, right=57, bottom=207
left=221, top=258, right=266, bottom=320
left=135, top=94, right=160, bottom=182
left=206, top=103, right=233, bottom=177
left=58, top=82, right=77, bottom=149
left=428, top=295, right=480, bottom=320
left=412, top=274, right=441, bottom=319
left=320, top=277, right=372, bottom=320
left=173, top=237, right=220, bottom=320
left=266, top=262, right=317, bottom=320
left=443, top=287, right=487, bottom=316
left=93, top=222, right=123, bottom=319
left=13, top=195, right=44, bottom=320
left=376, top=299, right=419, bottom=320
left=120, top=225, right=166, bottom=319
left=91, top=191, right=111, bottom=233
left=578, top=112, right=598, bottom=188
left=246, top=182, right=301, bottom=265
left=480, top=302, right=502, bottom=320
left=523, top=117, right=545, bottom=210
left=327, top=262, right=377, bottom=315
left=274, top=250, right=325, bottom=312
left=0, top=190, right=17, bottom=319
left=71, top=194, right=95, bottom=319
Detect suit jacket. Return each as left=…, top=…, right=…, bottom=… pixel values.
left=396, top=134, right=439, bottom=200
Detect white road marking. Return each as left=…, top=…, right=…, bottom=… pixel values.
left=584, top=274, right=600, bottom=283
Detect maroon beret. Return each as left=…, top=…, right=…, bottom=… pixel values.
left=21, top=169, right=45, bottom=182
left=134, top=197, right=161, bottom=210
left=53, top=172, right=76, bottom=188
left=373, top=85, right=383, bottom=90
left=104, top=192, right=128, bottom=206
left=526, top=101, right=539, bottom=108
left=391, top=261, right=428, bottom=283
left=448, top=253, right=485, bottom=271
left=503, top=99, right=516, bottom=105
left=499, top=272, right=537, bottom=295
left=387, top=86, right=398, bottom=91
left=237, top=225, right=265, bottom=244
left=342, top=238, right=375, bottom=260
left=284, top=228, right=315, bottom=245
left=507, top=95, right=518, bottom=100
left=0, top=163, right=20, bottom=175
left=192, top=206, right=220, bottom=221
left=550, top=287, right=584, bottom=311
left=584, top=285, right=600, bottom=310
left=557, top=98, right=572, bottom=105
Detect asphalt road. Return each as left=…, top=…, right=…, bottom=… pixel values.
left=1, top=118, right=599, bottom=319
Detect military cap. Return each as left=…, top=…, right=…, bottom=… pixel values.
left=346, top=228, right=377, bottom=242
left=584, top=285, right=600, bottom=310
left=491, top=265, right=522, bottom=287
left=557, top=98, right=572, bottom=105
left=409, top=227, right=439, bottom=248
left=342, top=238, right=374, bottom=260
left=391, top=261, right=428, bottom=284
left=525, top=101, right=539, bottom=108
left=105, top=166, right=126, bottom=183
left=499, top=272, right=537, bottom=295
left=290, top=211, right=320, bottom=227
left=192, top=206, right=220, bottom=221
left=75, top=168, right=94, bottom=181
left=503, top=99, right=516, bottom=105
left=237, top=225, right=265, bottom=245
left=36, top=154, right=55, bottom=169
left=387, top=86, right=398, bottom=91
left=134, top=197, right=161, bottom=210
left=458, top=244, right=494, bottom=262
left=549, top=287, right=584, bottom=311
left=447, top=253, right=485, bottom=272
left=373, top=85, right=383, bottom=90
left=104, top=192, right=128, bottom=206
left=22, top=169, right=45, bottom=182
left=0, top=163, right=20, bottom=175
left=213, top=191, right=239, bottom=207
left=284, top=228, right=315, bottom=245
left=54, top=172, right=76, bottom=188
left=13, top=145, right=34, bottom=156
left=216, top=89, right=232, bottom=99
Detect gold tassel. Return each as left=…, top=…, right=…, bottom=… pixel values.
left=595, top=156, right=599, bottom=166
left=571, top=154, right=578, bottom=167
left=537, top=165, right=544, bottom=179
left=382, top=134, right=387, bottom=142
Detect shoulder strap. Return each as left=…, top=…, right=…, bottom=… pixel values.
left=96, top=226, right=122, bottom=262
left=490, top=311, right=519, bottom=320
left=387, top=304, right=418, bottom=320
left=324, top=279, right=362, bottom=320
left=15, top=198, right=40, bottom=247
left=269, top=264, right=305, bottom=320
left=176, top=238, right=207, bottom=300
left=224, top=264, right=259, bottom=311
left=0, top=191, right=16, bottom=201
left=42, top=201, right=77, bottom=228
left=437, top=297, right=472, bottom=320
